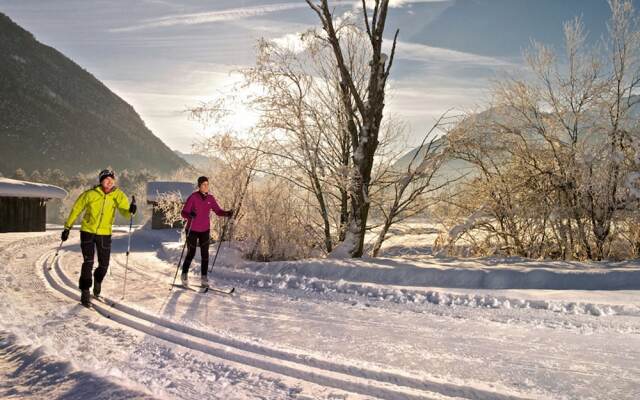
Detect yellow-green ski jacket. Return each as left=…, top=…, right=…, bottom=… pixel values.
left=64, top=186, right=131, bottom=235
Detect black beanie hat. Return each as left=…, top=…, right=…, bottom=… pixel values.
left=197, top=176, right=209, bottom=186
left=98, top=169, right=115, bottom=183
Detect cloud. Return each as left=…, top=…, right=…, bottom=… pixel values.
left=392, top=40, right=514, bottom=67
left=271, top=33, right=308, bottom=53
left=265, top=28, right=512, bottom=67
left=387, top=0, right=450, bottom=6
left=110, top=3, right=313, bottom=33
left=355, top=0, right=450, bottom=10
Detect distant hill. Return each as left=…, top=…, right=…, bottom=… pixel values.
left=174, top=151, right=222, bottom=172
left=394, top=135, right=474, bottom=185
left=396, top=94, right=640, bottom=184
left=0, top=12, right=189, bottom=176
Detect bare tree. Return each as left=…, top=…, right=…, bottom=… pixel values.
left=155, top=191, right=185, bottom=225
left=240, top=20, right=378, bottom=254
left=444, top=0, right=640, bottom=261
left=243, top=37, right=341, bottom=253
left=306, top=0, right=399, bottom=257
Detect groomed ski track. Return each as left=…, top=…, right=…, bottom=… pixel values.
left=42, top=248, right=524, bottom=400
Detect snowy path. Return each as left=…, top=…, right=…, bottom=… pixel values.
left=2, top=230, right=640, bottom=399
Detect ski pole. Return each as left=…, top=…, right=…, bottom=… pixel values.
left=49, top=239, right=64, bottom=270
left=121, top=195, right=136, bottom=299
left=171, top=220, right=192, bottom=290
left=208, top=216, right=231, bottom=274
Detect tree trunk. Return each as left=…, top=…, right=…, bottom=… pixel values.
left=307, top=0, right=396, bottom=258
left=339, top=187, right=349, bottom=242
left=311, top=175, right=333, bottom=253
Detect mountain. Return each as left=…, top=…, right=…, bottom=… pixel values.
left=0, top=12, right=189, bottom=176
left=396, top=94, right=640, bottom=185
left=394, top=135, right=473, bottom=185
left=174, top=150, right=222, bottom=172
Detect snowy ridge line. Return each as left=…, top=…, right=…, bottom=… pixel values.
left=208, top=267, right=639, bottom=317
left=45, top=252, right=531, bottom=400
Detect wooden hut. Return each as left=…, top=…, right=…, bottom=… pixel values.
left=146, top=181, right=194, bottom=229
left=0, top=178, right=67, bottom=232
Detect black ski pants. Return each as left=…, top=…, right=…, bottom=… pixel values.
left=79, top=231, right=112, bottom=290
left=182, top=230, right=210, bottom=276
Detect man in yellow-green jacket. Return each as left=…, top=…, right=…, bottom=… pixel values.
left=61, top=169, right=137, bottom=306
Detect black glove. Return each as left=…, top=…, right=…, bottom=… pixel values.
left=225, top=209, right=234, bottom=217
left=129, top=203, right=137, bottom=215
left=61, top=229, right=70, bottom=242
left=189, top=210, right=197, bottom=218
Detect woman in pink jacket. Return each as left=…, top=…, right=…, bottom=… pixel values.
left=180, top=176, right=233, bottom=288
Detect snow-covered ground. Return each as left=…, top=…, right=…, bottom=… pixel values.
left=1, top=225, right=639, bottom=399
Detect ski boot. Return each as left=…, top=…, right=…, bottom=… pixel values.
left=181, top=272, right=189, bottom=287
left=81, top=289, right=91, bottom=307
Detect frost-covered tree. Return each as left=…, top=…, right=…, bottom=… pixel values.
left=155, top=191, right=185, bottom=230
left=445, top=0, right=640, bottom=260
left=239, top=21, right=374, bottom=254
left=306, top=0, right=399, bottom=257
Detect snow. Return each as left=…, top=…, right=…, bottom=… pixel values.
left=0, top=177, right=67, bottom=199
left=10, top=54, right=27, bottom=64
left=1, top=226, right=639, bottom=399
left=223, top=251, right=640, bottom=290
left=328, top=230, right=358, bottom=258
left=447, top=206, right=489, bottom=242
left=146, top=181, right=195, bottom=203
left=0, top=329, right=154, bottom=399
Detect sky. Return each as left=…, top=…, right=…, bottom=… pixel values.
left=0, top=0, right=619, bottom=153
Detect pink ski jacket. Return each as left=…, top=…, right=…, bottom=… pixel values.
left=181, top=191, right=227, bottom=232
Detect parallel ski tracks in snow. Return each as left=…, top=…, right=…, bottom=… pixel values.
left=40, top=249, right=529, bottom=400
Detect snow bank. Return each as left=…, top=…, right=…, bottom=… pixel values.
left=215, top=256, right=640, bottom=291
left=156, top=238, right=640, bottom=316
left=0, top=178, right=67, bottom=199
left=207, top=267, right=637, bottom=317
left=146, top=181, right=194, bottom=203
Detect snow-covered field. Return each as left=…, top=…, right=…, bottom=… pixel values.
left=1, top=225, right=639, bottom=399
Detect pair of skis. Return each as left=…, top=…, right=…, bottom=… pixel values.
left=171, top=284, right=235, bottom=295
left=80, top=294, right=115, bottom=311
left=170, top=214, right=236, bottom=295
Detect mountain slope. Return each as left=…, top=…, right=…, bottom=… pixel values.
left=0, top=12, right=188, bottom=176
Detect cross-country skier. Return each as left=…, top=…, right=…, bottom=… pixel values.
left=60, top=169, right=136, bottom=306
left=180, top=176, right=233, bottom=288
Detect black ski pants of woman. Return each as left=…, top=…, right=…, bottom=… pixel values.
left=182, top=230, right=210, bottom=276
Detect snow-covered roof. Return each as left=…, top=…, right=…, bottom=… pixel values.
left=146, top=181, right=195, bottom=203
left=0, top=178, right=67, bottom=199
